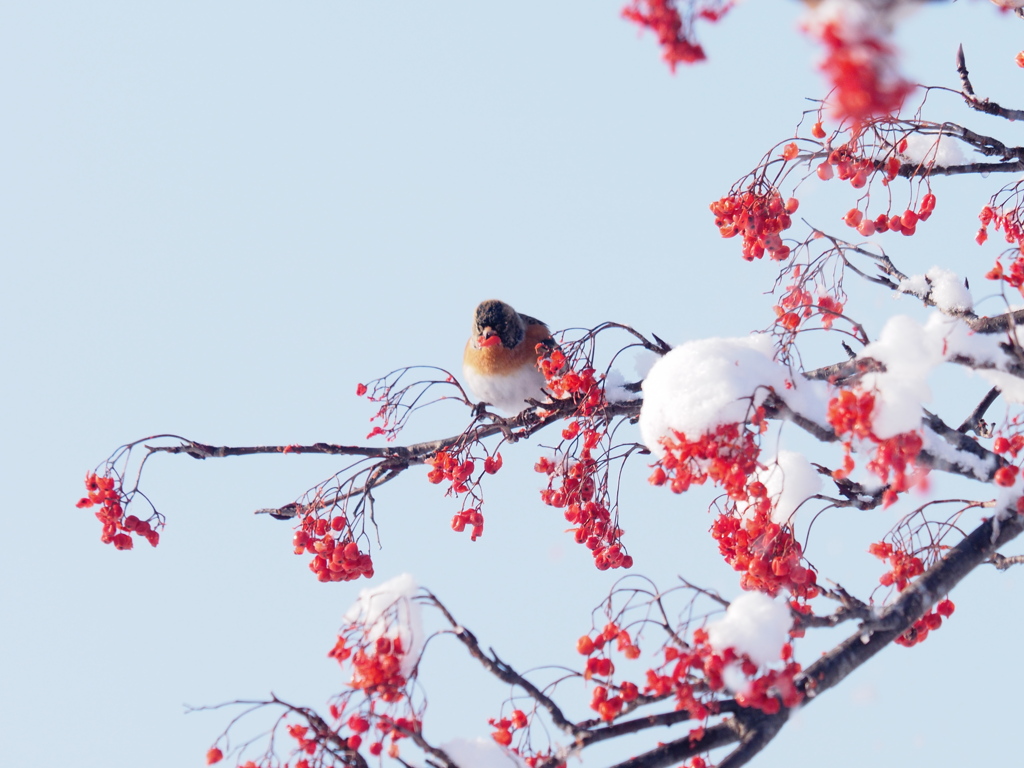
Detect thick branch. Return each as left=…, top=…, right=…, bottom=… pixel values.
left=568, top=700, right=744, bottom=754
left=603, top=505, right=1024, bottom=768
left=800, top=510, right=1024, bottom=698
left=602, top=719, right=745, bottom=768
left=903, top=160, right=1024, bottom=177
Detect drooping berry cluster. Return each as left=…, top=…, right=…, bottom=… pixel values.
left=322, top=608, right=424, bottom=763
left=573, top=622, right=643, bottom=723
left=426, top=449, right=477, bottom=494
left=993, top=434, right=1024, bottom=500
left=294, top=512, right=374, bottom=583
left=426, top=447, right=502, bottom=541
left=536, top=429, right=633, bottom=571
left=711, top=187, right=796, bottom=261
left=76, top=472, right=161, bottom=550
left=978, top=203, right=1024, bottom=250
left=985, top=256, right=1024, bottom=293
left=868, top=540, right=923, bottom=592
left=774, top=280, right=845, bottom=333
left=330, top=708, right=419, bottom=760
left=621, top=0, right=730, bottom=70
left=649, top=414, right=817, bottom=598
left=330, top=634, right=409, bottom=703
left=650, top=417, right=765, bottom=500
left=816, top=146, right=892, bottom=189
left=993, top=433, right=1024, bottom=459
left=643, top=627, right=803, bottom=717
left=840, top=191, right=935, bottom=238
left=894, top=599, right=955, bottom=648
left=827, top=390, right=925, bottom=507
left=712, top=511, right=819, bottom=599
left=979, top=203, right=1024, bottom=295
left=488, top=708, right=528, bottom=746
left=539, top=346, right=604, bottom=416
left=812, top=21, right=913, bottom=125
left=537, top=341, right=634, bottom=568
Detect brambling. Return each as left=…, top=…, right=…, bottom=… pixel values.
left=463, top=299, right=555, bottom=415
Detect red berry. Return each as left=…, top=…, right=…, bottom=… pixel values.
left=995, top=465, right=1019, bottom=487
left=857, top=219, right=876, bottom=236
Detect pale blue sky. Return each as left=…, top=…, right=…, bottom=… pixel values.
left=3, top=2, right=1023, bottom=766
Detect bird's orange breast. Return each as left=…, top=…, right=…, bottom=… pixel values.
left=464, top=323, right=552, bottom=377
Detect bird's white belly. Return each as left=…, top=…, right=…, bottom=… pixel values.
left=463, top=363, right=547, bottom=415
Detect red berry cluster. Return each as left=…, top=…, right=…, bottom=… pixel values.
left=815, top=138, right=908, bottom=194
left=827, top=389, right=876, bottom=441
left=286, top=723, right=321, bottom=758
left=489, top=708, right=528, bottom=746
left=329, top=634, right=409, bottom=703
left=993, top=434, right=1024, bottom=489
left=539, top=347, right=604, bottom=416
left=894, top=599, right=955, bottom=648
left=426, top=449, right=476, bottom=493
left=648, top=417, right=819, bottom=598
left=868, top=541, right=923, bottom=591
left=344, top=714, right=418, bottom=758
left=994, top=435, right=1024, bottom=501
left=76, top=472, right=160, bottom=550
left=325, top=702, right=420, bottom=761
left=711, top=188, right=796, bottom=261
left=813, top=22, right=913, bottom=125
left=650, top=418, right=765, bottom=500
left=621, top=0, right=712, bottom=71
left=645, top=628, right=803, bottom=718
left=294, top=514, right=374, bottom=582
left=774, top=282, right=845, bottom=332
left=712, top=511, right=819, bottom=599
left=450, top=507, right=485, bottom=540
left=427, top=448, right=501, bottom=541
left=536, top=435, right=633, bottom=571
left=868, top=432, right=924, bottom=500
left=828, top=390, right=925, bottom=507
left=994, top=434, right=1024, bottom=457
left=980, top=204, right=1024, bottom=294
left=589, top=680, right=640, bottom=722
left=842, top=192, right=935, bottom=239
left=978, top=203, right=1024, bottom=250
left=984, top=256, right=1024, bottom=292
left=209, top=706, right=423, bottom=768
left=576, top=622, right=643, bottom=723
left=429, top=450, right=479, bottom=536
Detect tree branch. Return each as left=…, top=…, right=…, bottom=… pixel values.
left=426, top=593, right=583, bottom=740
left=957, top=44, right=1024, bottom=122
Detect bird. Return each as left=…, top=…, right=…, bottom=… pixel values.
left=462, top=299, right=556, bottom=415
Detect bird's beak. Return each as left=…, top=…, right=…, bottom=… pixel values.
left=477, top=329, right=501, bottom=348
